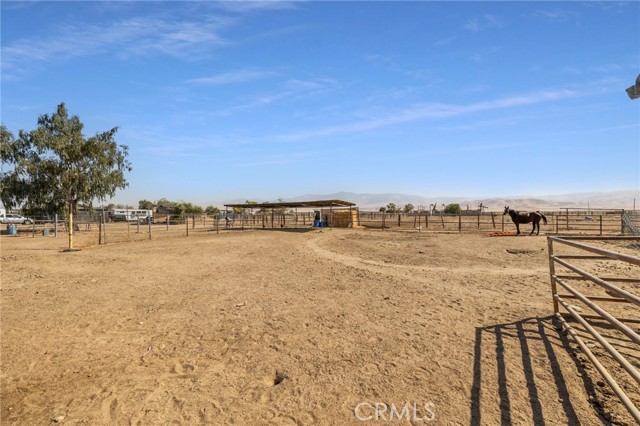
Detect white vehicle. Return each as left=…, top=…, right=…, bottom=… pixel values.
left=108, top=209, right=154, bottom=223
left=0, top=213, right=33, bottom=224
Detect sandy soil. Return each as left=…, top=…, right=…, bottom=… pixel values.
left=1, top=228, right=638, bottom=425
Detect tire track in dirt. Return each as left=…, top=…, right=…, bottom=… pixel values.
left=307, top=232, right=546, bottom=279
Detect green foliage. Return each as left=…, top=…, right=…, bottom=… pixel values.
left=403, top=203, right=414, bottom=214
left=155, top=198, right=175, bottom=208
left=379, top=207, right=386, bottom=213
left=174, top=202, right=203, bottom=215
left=0, top=104, right=131, bottom=215
left=205, top=205, right=220, bottom=214
left=386, top=203, right=398, bottom=213
left=444, top=203, right=462, bottom=214
left=139, top=199, right=155, bottom=209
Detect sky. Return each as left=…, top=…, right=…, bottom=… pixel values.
left=1, top=1, right=639, bottom=207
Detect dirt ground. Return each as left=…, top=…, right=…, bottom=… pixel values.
left=1, top=228, right=638, bottom=425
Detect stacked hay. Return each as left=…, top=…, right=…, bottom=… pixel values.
left=331, top=210, right=360, bottom=228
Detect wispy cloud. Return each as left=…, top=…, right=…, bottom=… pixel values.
left=213, top=1, right=300, bottom=14
left=274, top=88, right=580, bottom=142
left=464, top=14, right=503, bottom=32
left=529, top=9, right=580, bottom=23
left=441, top=142, right=529, bottom=154
left=2, top=15, right=233, bottom=75
left=233, top=150, right=318, bottom=168
left=186, top=69, right=278, bottom=85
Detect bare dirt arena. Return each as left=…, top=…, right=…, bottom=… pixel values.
left=1, top=228, right=637, bottom=425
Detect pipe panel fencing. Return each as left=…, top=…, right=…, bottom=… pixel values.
left=547, top=235, right=640, bottom=423
left=2, top=210, right=635, bottom=247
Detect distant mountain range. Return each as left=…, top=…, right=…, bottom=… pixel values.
left=222, top=189, right=640, bottom=212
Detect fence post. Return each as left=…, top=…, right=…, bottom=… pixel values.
left=103, top=215, right=107, bottom=245
left=32, top=220, right=35, bottom=237
left=458, top=214, right=462, bottom=232
left=491, top=213, right=496, bottom=229
left=547, top=237, right=559, bottom=314
left=148, top=217, right=152, bottom=240
left=621, top=209, right=625, bottom=235
left=501, top=214, right=504, bottom=232
left=555, top=215, right=559, bottom=234
left=600, top=215, right=603, bottom=236
left=186, top=215, right=189, bottom=237
left=398, top=214, right=401, bottom=228
left=99, top=218, right=102, bottom=245
left=127, top=220, right=131, bottom=242
left=382, top=214, right=385, bottom=230
left=477, top=212, right=480, bottom=229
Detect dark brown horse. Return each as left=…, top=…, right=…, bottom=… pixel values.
left=503, top=206, right=548, bottom=235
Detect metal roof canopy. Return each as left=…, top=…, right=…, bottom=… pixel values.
left=224, top=199, right=355, bottom=209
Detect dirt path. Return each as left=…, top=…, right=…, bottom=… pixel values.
left=1, top=229, right=635, bottom=425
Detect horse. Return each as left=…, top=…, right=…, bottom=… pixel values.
left=503, top=206, right=548, bottom=235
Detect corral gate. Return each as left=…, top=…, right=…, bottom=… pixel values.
left=547, top=235, right=640, bottom=422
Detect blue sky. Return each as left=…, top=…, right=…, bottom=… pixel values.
left=2, top=1, right=639, bottom=206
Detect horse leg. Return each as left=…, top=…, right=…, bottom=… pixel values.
left=516, top=223, right=521, bottom=234
left=530, top=222, right=535, bottom=235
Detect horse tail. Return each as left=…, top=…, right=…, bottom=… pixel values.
left=541, top=213, right=548, bottom=225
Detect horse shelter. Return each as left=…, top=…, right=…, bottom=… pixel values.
left=223, top=199, right=358, bottom=229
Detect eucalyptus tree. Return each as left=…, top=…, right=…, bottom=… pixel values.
left=0, top=103, right=131, bottom=250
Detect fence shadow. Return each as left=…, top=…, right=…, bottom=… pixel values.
left=470, top=316, right=609, bottom=426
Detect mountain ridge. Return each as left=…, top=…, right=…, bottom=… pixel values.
left=218, top=189, right=639, bottom=212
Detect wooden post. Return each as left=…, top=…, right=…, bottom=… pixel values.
left=148, top=217, right=152, bottom=240
left=136, top=218, right=140, bottom=234
left=216, top=215, right=219, bottom=234
left=458, top=214, right=462, bottom=232
left=166, top=215, right=169, bottom=231
left=68, top=211, right=74, bottom=249
left=440, top=214, right=445, bottom=229
left=425, top=214, right=428, bottom=228
left=382, top=213, right=385, bottom=230
left=621, top=209, right=625, bottom=235
left=491, top=213, right=496, bottom=229
left=192, top=214, right=195, bottom=229
left=600, top=215, right=603, bottom=236
left=54, top=214, right=58, bottom=237
left=477, top=212, right=480, bottom=228
left=99, top=218, right=102, bottom=245
left=501, top=214, right=504, bottom=232
left=103, top=214, right=107, bottom=244
left=398, top=214, right=401, bottom=228
left=565, top=208, right=569, bottom=230
left=186, top=215, right=189, bottom=237
left=32, top=220, right=35, bottom=237
left=271, top=209, right=275, bottom=229
left=555, top=215, right=559, bottom=234
left=127, top=219, right=131, bottom=242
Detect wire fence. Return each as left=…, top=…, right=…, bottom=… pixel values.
left=2, top=209, right=636, bottom=248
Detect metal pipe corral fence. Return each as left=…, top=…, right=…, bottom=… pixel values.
left=547, top=235, right=640, bottom=422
